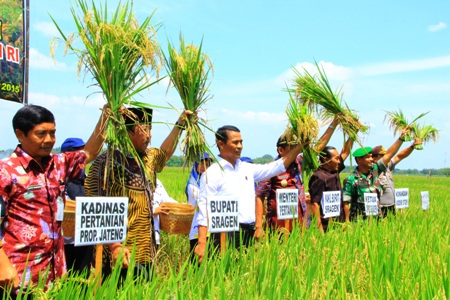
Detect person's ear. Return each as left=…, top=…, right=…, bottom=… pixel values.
left=217, top=140, right=224, bottom=149
left=15, top=129, right=25, bottom=143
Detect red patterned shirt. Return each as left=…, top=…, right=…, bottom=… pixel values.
left=0, top=146, right=86, bottom=288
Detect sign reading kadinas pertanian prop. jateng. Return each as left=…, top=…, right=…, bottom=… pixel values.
left=276, top=189, right=298, bottom=220
left=74, top=197, right=129, bottom=246
left=0, top=0, right=29, bottom=104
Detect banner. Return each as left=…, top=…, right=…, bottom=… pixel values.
left=0, top=0, right=29, bottom=103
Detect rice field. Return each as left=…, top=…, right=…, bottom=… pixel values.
left=9, top=168, right=449, bottom=299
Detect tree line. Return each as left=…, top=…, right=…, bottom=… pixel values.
left=1, top=149, right=448, bottom=176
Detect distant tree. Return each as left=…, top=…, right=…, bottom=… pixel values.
left=253, top=154, right=274, bottom=164
left=166, top=155, right=184, bottom=167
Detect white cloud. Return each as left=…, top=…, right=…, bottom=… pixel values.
left=276, top=61, right=355, bottom=90
left=34, top=21, right=60, bottom=38
left=355, top=55, right=450, bottom=76
left=428, top=22, right=447, bottom=32
left=29, top=48, right=70, bottom=70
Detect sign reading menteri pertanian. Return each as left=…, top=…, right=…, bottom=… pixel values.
left=207, top=197, right=239, bottom=233
left=276, top=189, right=298, bottom=220
left=74, top=197, right=128, bottom=246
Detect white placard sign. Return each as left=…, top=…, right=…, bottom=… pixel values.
left=207, top=197, right=239, bottom=233
left=75, top=197, right=128, bottom=246
left=395, top=188, right=409, bottom=209
left=363, top=193, right=379, bottom=216
left=321, top=191, right=341, bottom=218
left=421, top=191, right=430, bottom=210
left=276, top=189, right=299, bottom=220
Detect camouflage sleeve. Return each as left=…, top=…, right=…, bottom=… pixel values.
left=342, top=175, right=355, bottom=202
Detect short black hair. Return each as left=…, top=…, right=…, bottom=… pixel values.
left=12, top=105, right=55, bottom=136
left=215, top=125, right=240, bottom=149
left=123, top=107, right=153, bottom=132
left=319, top=146, right=337, bottom=164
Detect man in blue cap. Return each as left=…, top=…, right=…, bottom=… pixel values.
left=342, top=131, right=407, bottom=221
left=60, top=137, right=92, bottom=275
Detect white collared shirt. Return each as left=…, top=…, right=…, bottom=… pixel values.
left=197, top=158, right=286, bottom=226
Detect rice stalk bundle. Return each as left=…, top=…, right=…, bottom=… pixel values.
left=50, top=0, right=162, bottom=186
left=384, top=110, right=429, bottom=142
left=290, top=62, right=368, bottom=143
left=284, top=93, right=319, bottom=177
left=163, top=34, right=215, bottom=165
left=410, top=124, right=439, bottom=150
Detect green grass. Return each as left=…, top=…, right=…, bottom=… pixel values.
left=14, top=170, right=448, bottom=299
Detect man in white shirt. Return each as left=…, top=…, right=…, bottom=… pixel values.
left=195, top=125, right=305, bottom=263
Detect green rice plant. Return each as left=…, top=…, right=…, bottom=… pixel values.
left=290, top=62, right=369, bottom=143
left=162, top=34, right=215, bottom=165
left=410, top=123, right=440, bottom=150
left=284, top=91, right=319, bottom=178
left=384, top=109, right=429, bottom=142
left=50, top=0, right=163, bottom=185
left=29, top=172, right=450, bottom=299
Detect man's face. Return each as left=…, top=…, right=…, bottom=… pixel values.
left=15, top=122, right=56, bottom=162
left=218, top=131, right=243, bottom=163
left=129, top=124, right=151, bottom=154
left=357, top=153, right=373, bottom=169
left=323, top=149, right=341, bottom=171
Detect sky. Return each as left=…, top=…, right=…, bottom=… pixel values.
left=1, top=0, right=449, bottom=170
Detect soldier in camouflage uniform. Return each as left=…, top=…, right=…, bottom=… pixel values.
left=342, top=132, right=407, bottom=221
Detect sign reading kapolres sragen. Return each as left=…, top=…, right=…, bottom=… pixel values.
left=74, top=197, right=129, bottom=246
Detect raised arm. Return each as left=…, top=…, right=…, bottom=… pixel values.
left=315, top=115, right=339, bottom=152
left=382, top=130, right=408, bottom=166
left=84, top=105, right=108, bottom=164
left=340, top=137, right=354, bottom=162
left=392, top=138, right=421, bottom=165
left=160, top=110, right=194, bottom=162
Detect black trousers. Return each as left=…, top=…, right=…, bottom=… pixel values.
left=211, top=223, right=256, bottom=250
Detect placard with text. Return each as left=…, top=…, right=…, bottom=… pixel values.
left=321, top=191, right=341, bottom=218
left=207, top=197, right=239, bottom=233
left=276, top=189, right=298, bottom=220
left=421, top=191, right=430, bottom=210
left=395, top=188, right=409, bottom=209
left=364, top=193, right=379, bottom=216
left=74, top=197, right=128, bottom=246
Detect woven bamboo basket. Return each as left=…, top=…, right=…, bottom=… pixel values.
left=62, top=199, right=76, bottom=237
left=159, top=202, right=195, bottom=235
